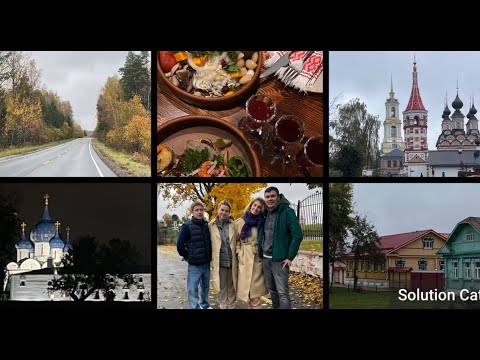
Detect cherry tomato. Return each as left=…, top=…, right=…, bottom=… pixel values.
left=159, top=51, right=177, bottom=73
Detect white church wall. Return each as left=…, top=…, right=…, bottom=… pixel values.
left=10, top=274, right=59, bottom=301
left=431, top=166, right=469, bottom=177
left=9, top=273, right=152, bottom=301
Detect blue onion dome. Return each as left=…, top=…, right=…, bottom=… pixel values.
left=443, top=104, right=451, bottom=116
left=471, top=103, right=477, bottom=115
left=49, top=224, right=64, bottom=249
left=17, top=223, right=33, bottom=250
left=30, top=194, right=56, bottom=243
left=452, top=93, right=463, bottom=110
left=63, top=226, right=73, bottom=253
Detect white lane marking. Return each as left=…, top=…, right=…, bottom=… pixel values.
left=0, top=140, right=77, bottom=164
left=88, top=138, right=104, bottom=177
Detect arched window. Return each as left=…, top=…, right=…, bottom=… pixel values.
left=391, top=126, right=397, bottom=138
left=395, top=258, right=405, bottom=267
left=391, top=107, right=395, bottom=117
left=422, top=237, right=434, bottom=249
left=418, top=259, right=427, bottom=271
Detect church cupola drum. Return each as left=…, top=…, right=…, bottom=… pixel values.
left=403, top=56, right=429, bottom=177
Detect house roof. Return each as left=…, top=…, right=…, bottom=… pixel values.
left=438, top=217, right=480, bottom=255
left=378, top=230, right=448, bottom=254
left=381, top=149, right=404, bottom=157
left=458, top=217, right=480, bottom=231
left=429, top=150, right=480, bottom=166
left=346, top=230, right=448, bottom=257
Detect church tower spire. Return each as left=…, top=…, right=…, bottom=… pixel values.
left=405, top=56, right=426, bottom=111
left=381, top=75, right=405, bottom=154
left=403, top=56, right=429, bottom=177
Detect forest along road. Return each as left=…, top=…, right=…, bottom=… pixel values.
left=0, top=137, right=117, bottom=177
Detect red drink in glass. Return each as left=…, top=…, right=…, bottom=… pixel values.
left=296, top=137, right=323, bottom=167
left=248, top=100, right=274, bottom=121
left=277, top=117, right=303, bottom=142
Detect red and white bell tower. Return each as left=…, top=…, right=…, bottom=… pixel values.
left=403, top=55, right=429, bottom=177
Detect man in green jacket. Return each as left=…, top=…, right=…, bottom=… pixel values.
left=258, top=186, right=303, bottom=309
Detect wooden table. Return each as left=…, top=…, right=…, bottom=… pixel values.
left=157, top=65, right=323, bottom=178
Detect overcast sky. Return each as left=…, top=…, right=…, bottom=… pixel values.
left=157, top=183, right=322, bottom=221
left=0, top=183, right=151, bottom=266
left=33, top=51, right=132, bottom=131
left=353, top=183, right=480, bottom=236
left=330, top=51, right=480, bottom=150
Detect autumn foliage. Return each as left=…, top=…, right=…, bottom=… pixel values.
left=0, top=51, right=83, bottom=149
left=158, top=183, right=267, bottom=220
left=94, top=52, right=151, bottom=161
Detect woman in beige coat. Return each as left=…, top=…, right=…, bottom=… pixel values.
left=235, top=198, right=268, bottom=309
left=209, top=200, right=238, bottom=309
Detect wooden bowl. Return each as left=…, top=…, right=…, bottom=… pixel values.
left=157, top=115, right=261, bottom=177
left=157, top=51, right=262, bottom=110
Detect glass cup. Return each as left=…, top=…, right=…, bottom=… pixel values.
left=296, top=136, right=323, bottom=168
left=239, top=94, right=277, bottom=146
left=270, top=115, right=305, bottom=164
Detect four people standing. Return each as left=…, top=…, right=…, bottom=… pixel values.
left=177, top=187, right=304, bottom=309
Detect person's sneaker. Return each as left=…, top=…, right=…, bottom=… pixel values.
left=202, top=306, right=212, bottom=309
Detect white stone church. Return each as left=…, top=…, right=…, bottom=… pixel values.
left=4, top=194, right=151, bottom=301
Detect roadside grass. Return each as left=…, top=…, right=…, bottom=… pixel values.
left=0, top=139, right=73, bottom=158
left=93, top=139, right=151, bottom=177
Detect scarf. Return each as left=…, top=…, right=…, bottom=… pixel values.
left=240, top=210, right=264, bottom=241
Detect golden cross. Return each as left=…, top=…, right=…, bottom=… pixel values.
left=21, top=222, right=26, bottom=233
left=55, top=221, right=60, bottom=230
left=44, top=194, right=50, bottom=205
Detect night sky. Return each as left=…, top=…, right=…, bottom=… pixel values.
left=0, top=183, right=151, bottom=266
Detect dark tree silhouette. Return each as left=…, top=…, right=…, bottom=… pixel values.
left=48, top=236, right=140, bottom=301
left=0, top=194, right=21, bottom=299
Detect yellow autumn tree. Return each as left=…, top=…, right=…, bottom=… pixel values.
left=118, top=95, right=148, bottom=128
left=158, top=183, right=267, bottom=219
left=5, top=92, right=45, bottom=146
left=123, top=115, right=150, bottom=157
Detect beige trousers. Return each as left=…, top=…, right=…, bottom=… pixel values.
left=219, top=267, right=236, bottom=309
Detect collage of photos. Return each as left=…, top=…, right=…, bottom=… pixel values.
left=0, top=49, right=324, bottom=311
left=157, top=50, right=324, bottom=310
left=329, top=51, right=480, bottom=310
left=7, top=48, right=480, bottom=314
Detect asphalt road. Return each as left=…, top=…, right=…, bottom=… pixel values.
left=0, top=138, right=116, bottom=177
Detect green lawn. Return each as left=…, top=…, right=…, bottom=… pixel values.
left=300, top=240, right=323, bottom=252
left=330, top=286, right=480, bottom=309
left=329, top=287, right=395, bottom=309
left=0, top=139, right=73, bottom=158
